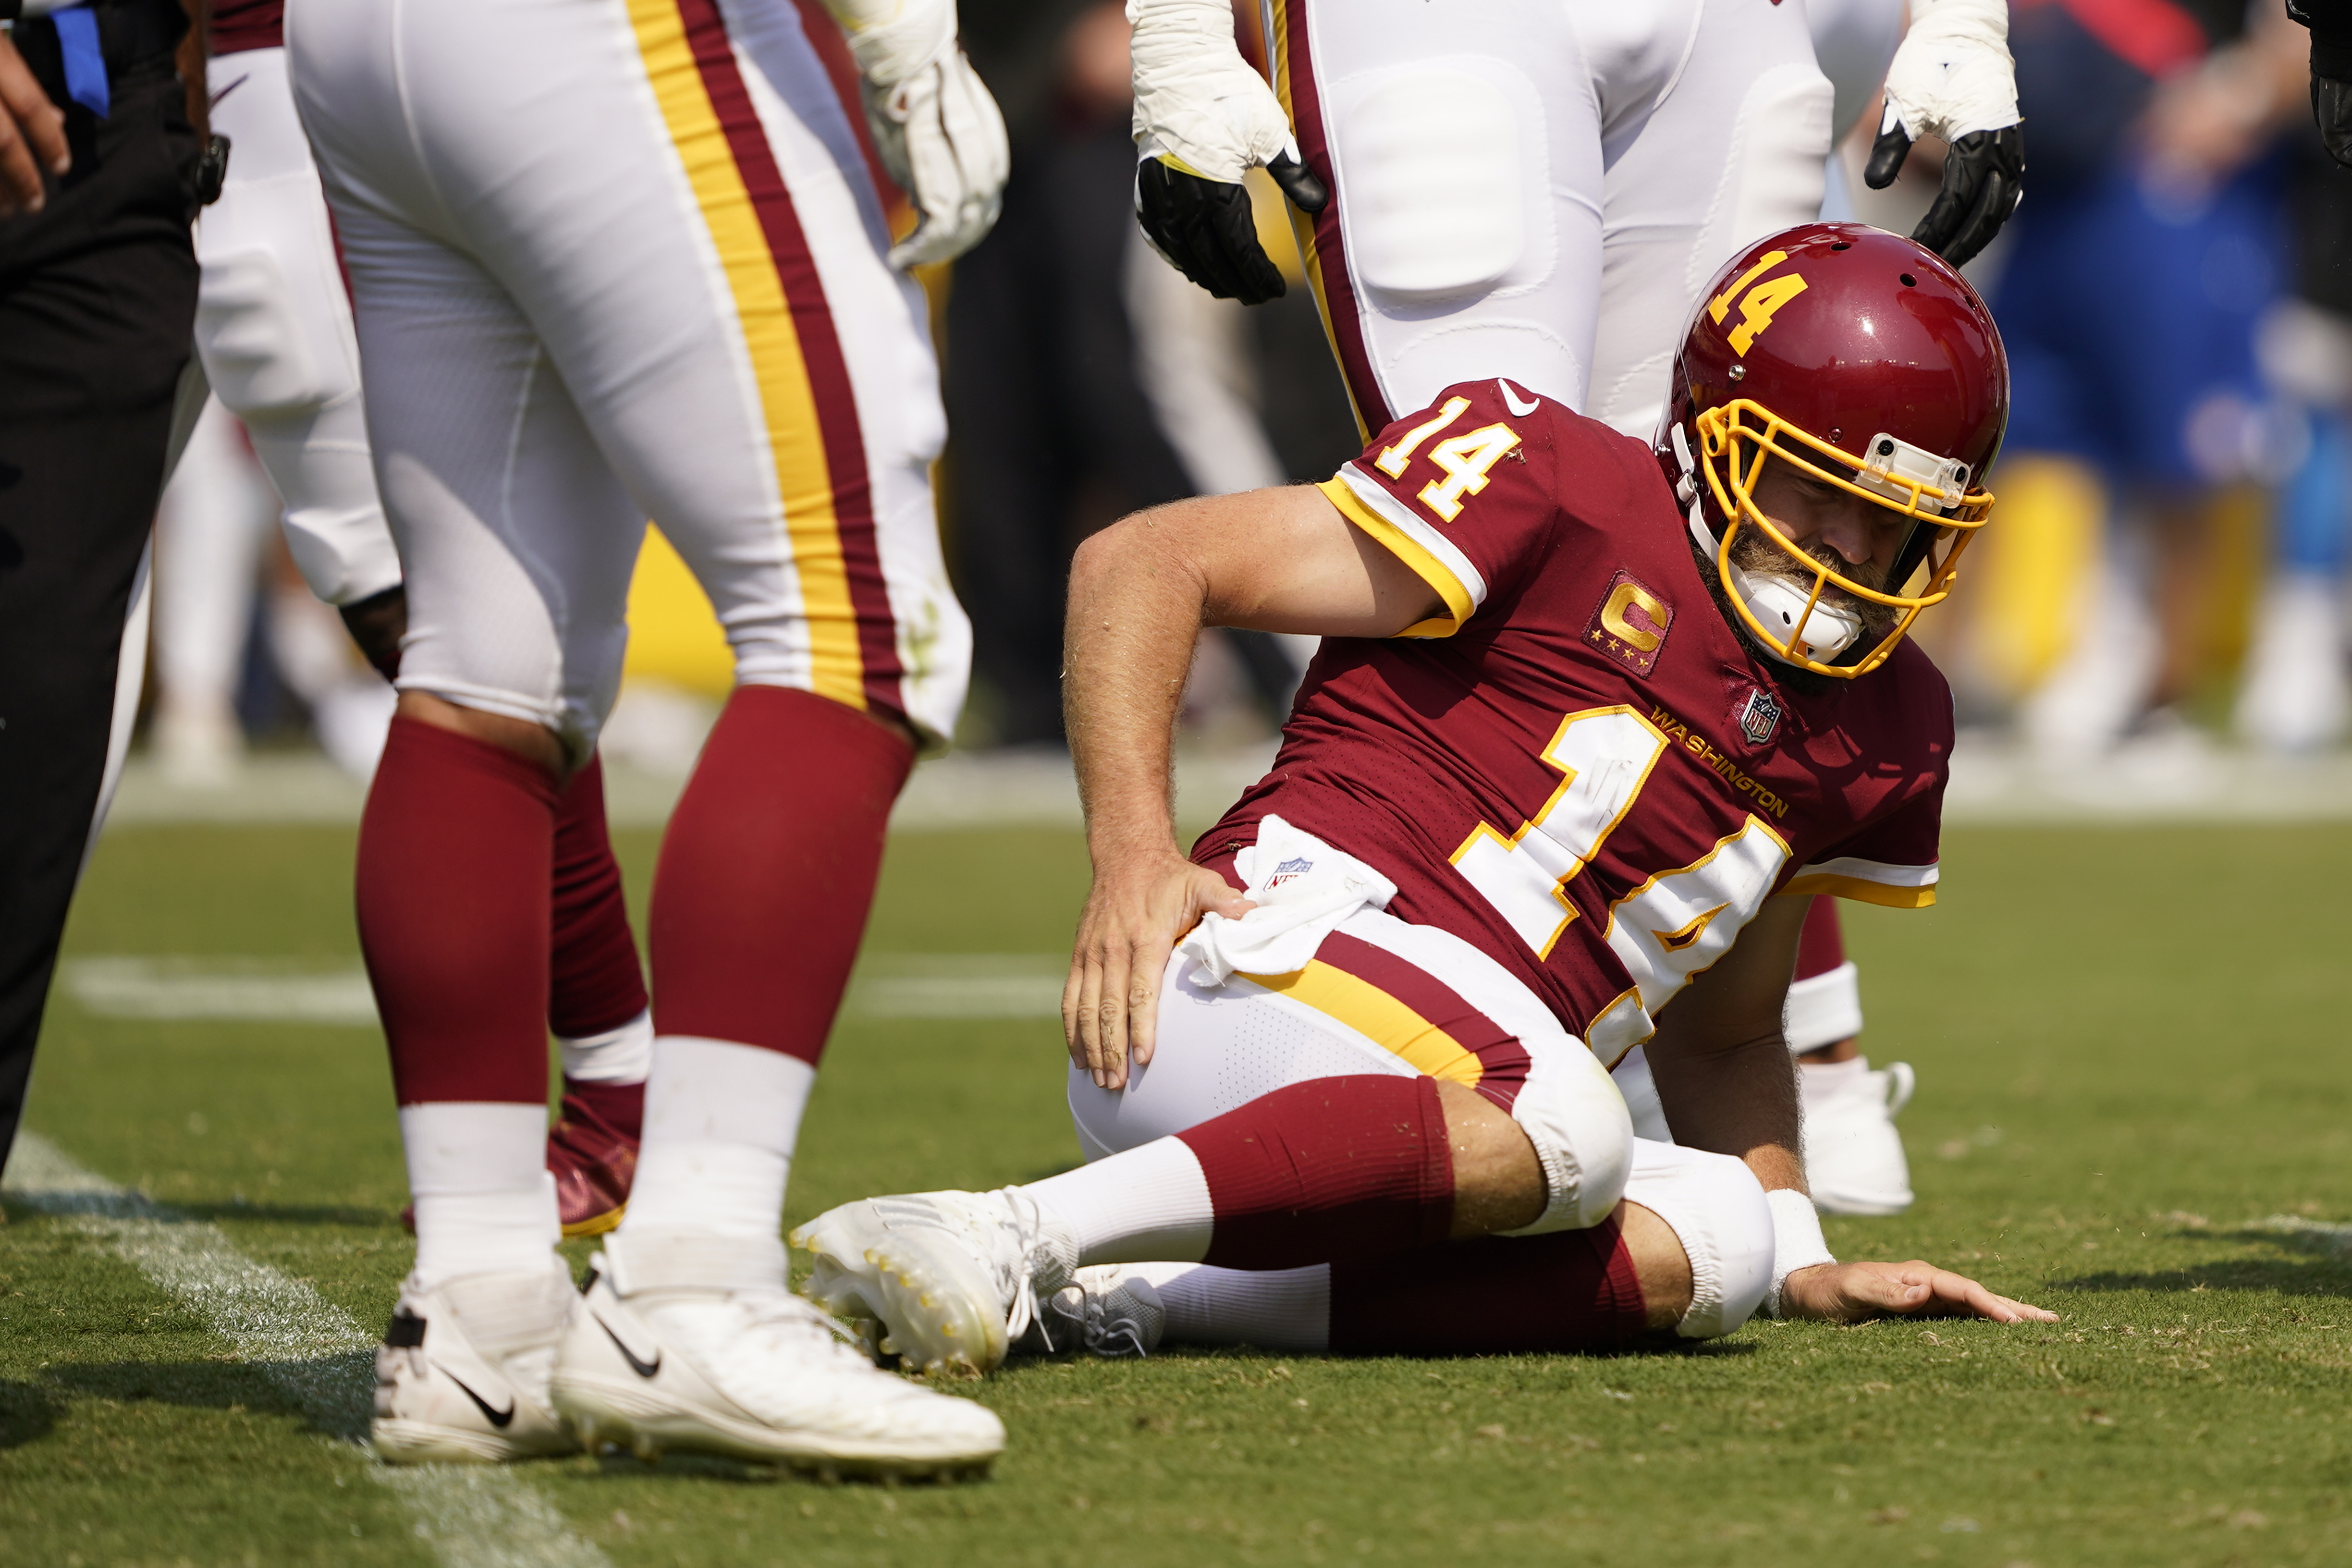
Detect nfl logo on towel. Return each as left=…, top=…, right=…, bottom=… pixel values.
left=1736, top=686, right=1782, bottom=748
left=1264, top=857, right=1314, bottom=891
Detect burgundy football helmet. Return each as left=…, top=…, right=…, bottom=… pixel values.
left=1659, top=223, right=2009, bottom=678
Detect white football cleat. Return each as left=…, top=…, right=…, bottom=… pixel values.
left=1801, top=1055, right=1917, bottom=1217
left=550, top=1231, right=1004, bottom=1478
left=371, top=1262, right=581, bottom=1465
left=1021, top=1265, right=1165, bottom=1359
left=792, top=1189, right=1075, bottom=1376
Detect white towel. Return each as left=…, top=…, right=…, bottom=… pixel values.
left=1177, top=815, right=1396, bottom=987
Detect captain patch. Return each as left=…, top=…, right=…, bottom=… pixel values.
left=1583, top=570, right=1674, bottom=678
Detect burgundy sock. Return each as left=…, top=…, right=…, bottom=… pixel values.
left=548, top=753, right=649, bottom=1039
left=556, top=1078, right=644, bottom=1143
left=1329, top=1220, right=1648, bottom=1355
left=1178, top=1076, right=1454, bottom=1270
left=648, top=686, right=912, bottom=1065
left=357, top=718, right=557, bottom=1105
left=1795, top=894, right=1846, bottom=981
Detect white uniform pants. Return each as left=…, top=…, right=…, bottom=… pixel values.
left=1267, top=0, right=1835, bottom=441
left=1068, top=906, right=1774, bottom=1334
left=287, top=0, right=970, bottom=759
left=196, top=46, right=402, bottom=608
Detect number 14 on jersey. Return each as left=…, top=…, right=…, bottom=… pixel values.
left=1450, top=706, right=1793, bottom=1020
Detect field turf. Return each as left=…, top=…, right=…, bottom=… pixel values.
left=6, top=819, right=2352, bottom=1567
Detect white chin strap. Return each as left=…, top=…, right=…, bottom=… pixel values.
left=1664, top=422, right=1863, bottom=667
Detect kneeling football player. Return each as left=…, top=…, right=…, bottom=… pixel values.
left=796, top=225, right=2054, bottom=1366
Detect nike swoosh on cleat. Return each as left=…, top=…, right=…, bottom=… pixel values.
left=444, top=1371, right=515, bottom=1429
left=1497, top=379, right=1539, bottom=417
left=598, top=1316, right=662, bottom=1379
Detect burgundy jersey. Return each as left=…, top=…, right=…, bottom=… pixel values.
left=1196, top=379, right=1950, bottom=1065
left=210, top=0, right=284, bottom=55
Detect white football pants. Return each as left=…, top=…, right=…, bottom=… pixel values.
left=287, top=0, right=971, bottom=759
left=196, top=45, right=402, bottom=608
left=1068, top=906, right=1774, bottom=1335
left=1268, top=0, right=1832, bottom=441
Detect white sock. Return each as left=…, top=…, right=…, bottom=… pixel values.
left=1022, top=1137, right=1215, bottom=1265
left=1799, top=1053, right=1869, bottom=1106
left=400, top=1102, right=561, bottom=1288
left=1138, top=1262, right=1331, bottom=1351
left=558, top=1007, right=653, bottom=1085
left=619, top=1035, right=815, bottom=1240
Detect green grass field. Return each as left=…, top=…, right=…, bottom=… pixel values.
left=7, top=819, right=2352, bottom=1567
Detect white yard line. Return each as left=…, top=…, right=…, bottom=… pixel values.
left=57, top=952, right=1073, bottom=1025
left=1, top=1131, right=610, bottom=1568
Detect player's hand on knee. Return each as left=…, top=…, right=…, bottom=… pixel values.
left=0, top=33, right=69, bottom=217
left=1064, top=853, right=1251, bottom=1090
left=1864, top=0, right=2024, bottom=268
left=826, top=0, right=1008, bottom=269
left=1780, top=1259, right=2058, bottom=1325
left=1129, top=0, right=1327, bottom=305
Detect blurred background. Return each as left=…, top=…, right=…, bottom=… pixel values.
left=118, top=0, right=2352, bottom=831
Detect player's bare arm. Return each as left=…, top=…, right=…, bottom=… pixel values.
left=1645, top=891, right=1812, bottom=1195
left=1648, top=894, right=2055, bottom=1325
left=1060, top=485, right=1442, bottom=1087
left=0, top=29, right=68, bottom=217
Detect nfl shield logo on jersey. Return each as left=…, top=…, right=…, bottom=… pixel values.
left=1736, top=686, right=1783, bottom=748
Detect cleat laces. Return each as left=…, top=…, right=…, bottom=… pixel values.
left=1047, top=1287, right=1151, bottom=1358
left=984, top=1189, right=1054, bottom=1351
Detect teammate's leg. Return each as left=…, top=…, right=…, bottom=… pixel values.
left=198, top=43, right=402, bottom=608
left=151, top=397, right=276, bottom=783
left=205, top=37, right=655, bottom=1227
left=1580, top=0, right=1834, bottom=438
left=1787, top=896, right=1916, bottom=1215
left=331, top=204, right=629, bottom=1461
left=296, top=0, right=994, bottom=1469
left=1266, top=0, right=1607, bottom=429
left=546, top=754, right=651, bottom=1237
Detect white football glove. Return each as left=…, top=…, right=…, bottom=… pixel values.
left=1864, top=0, right=2025, bottom=268
left=1128, top=0, right=1325, bottom=305
left=823, top=0, right=1008, bottom=270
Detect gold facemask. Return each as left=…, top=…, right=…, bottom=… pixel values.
left=1692, top=398, right=1996, bottom=678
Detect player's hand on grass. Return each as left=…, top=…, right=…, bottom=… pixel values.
left=0, top=32, right=69, bottom=218
left=1780, top=1259, right=2058, bottom=1324
left=1064, top=852, right=1251, bottom=1091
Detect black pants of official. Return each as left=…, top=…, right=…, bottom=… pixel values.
left=0, top=50, right=200, bottom=1168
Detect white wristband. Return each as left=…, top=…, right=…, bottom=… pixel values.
left=1764, top=1188, right=1836, bottom=1320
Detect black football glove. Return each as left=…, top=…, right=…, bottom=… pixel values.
left=1865, top=121, right=2025, bottom=270
left=2294, top=0, right=2352, bottom=167
left=1134, top=152, right=1328, bottom=307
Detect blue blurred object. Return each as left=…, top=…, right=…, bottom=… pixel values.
left=2275, top=407, right=2352, bottom=574
left=1993, top=157, right=2289, bottom=488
